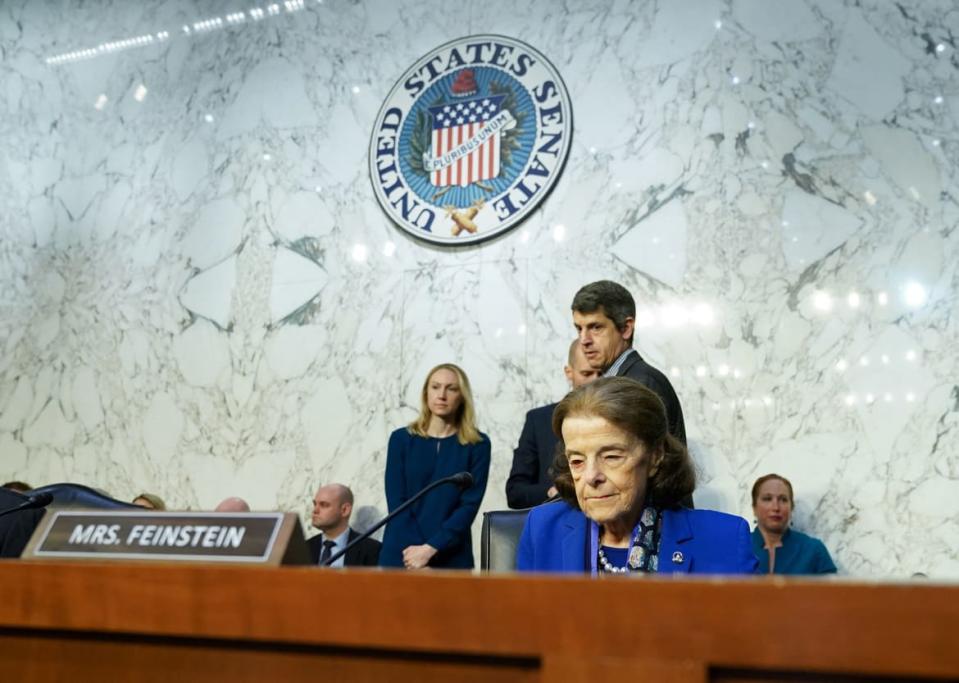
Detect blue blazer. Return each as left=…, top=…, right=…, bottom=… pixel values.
left=751, top=527, right=837, bottom=575
left=381, top=428, right=491, bottom=569
left=517, top=501, right=759, bottom=575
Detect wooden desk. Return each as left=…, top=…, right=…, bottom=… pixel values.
left=0, top=561, right=956, bottom=682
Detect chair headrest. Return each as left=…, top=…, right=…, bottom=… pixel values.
left=481, top=508, right=532, bottom=572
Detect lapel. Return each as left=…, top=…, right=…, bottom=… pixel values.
left=658, top=508, right=694, bottom=574
left=559, top=507, right=589, bottom=572
left=308, top=534, right=322, bottom=564
left=343, top=528, right=358, bottom=565
left=614, top=349, right=642, bottom=376
left=775, top=528, right=798, bottom=568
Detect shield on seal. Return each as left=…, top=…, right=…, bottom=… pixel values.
left=426, top=93, right=509, bottom=188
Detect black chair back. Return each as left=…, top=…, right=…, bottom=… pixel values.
left=0, top=487, right=45, bottom=558
left=480, top=508, right=531, bottom=572
left=31, top=483, right=139, bottom=510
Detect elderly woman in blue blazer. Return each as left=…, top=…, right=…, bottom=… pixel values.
left=517, top=377, right=757, bottom=575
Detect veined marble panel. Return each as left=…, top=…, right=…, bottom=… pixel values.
left=1, top=0, right=957, bottom=577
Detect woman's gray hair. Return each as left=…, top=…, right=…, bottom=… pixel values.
left=550, top=377, right=695, bottom=509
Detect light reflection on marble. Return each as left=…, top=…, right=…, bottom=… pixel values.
left=0, top=0, right=957, bottom=577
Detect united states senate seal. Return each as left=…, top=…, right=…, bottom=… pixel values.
left=369, top=35, right=572, bottom=246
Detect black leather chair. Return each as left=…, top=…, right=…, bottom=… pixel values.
left=480, top=508, right=531, bottom=572
left=30, top=483, right=139, bottom=510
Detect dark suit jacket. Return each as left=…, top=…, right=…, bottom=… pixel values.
left=0, top=489, right=44, bottom=558
left=505, top=402, right=559, bottom=509
left=616, top=349, right=686, bottom=445
left=517, top=502, right=758, bottom=575
left=308, top=528, right=381, bottom=567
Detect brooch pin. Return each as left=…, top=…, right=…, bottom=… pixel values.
left=671, top=551, right=684, bottom=564
left=628, top=545, right=646, bottom=569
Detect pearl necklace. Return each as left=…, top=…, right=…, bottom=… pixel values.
left=597, top=525, right=643, bottom=574
left=597, top=546, right=631, bottom=574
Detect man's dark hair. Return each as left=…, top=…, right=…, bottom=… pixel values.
left=571, top=280, right=636, bottom=342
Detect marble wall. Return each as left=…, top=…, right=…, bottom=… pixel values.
left=1, top=0, right=957, bottom=577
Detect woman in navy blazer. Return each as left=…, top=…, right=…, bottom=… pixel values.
left=517, top=377, right=757, bottom=575
left=381, top=363, right=490, bottom=570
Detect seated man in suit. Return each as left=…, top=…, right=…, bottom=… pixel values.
left=309, top=483, right=381, bottom=567
left=505, top=340, right=600, bottom=509
left=571, top=280, right=686, bottom=445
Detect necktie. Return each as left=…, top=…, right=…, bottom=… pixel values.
left=319, top=539, right=336, bottom=566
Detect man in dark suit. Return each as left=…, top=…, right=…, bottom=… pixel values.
left=308, top=483, right=380, bottom=567
left=0, top=487, right=44, bottom=558
left=506, top=341, right=600, bottom=509
left=571, top=280, right=686, bottom=444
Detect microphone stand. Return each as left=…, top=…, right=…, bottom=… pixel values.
left=0, top=493, right=53, bottom=519
left=323, top=473, right=470, bottom=567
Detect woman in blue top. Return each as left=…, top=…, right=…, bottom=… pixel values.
left=517, top=377, right=758, bottom=575
left=381, top=363, right=490, bottom=570
left=751, top=473, right=837, bottom=575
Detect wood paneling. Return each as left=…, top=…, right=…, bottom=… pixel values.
left=1, top=562, right=957, bottom=681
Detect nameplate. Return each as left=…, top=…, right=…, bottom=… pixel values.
left=23, top=511, right=310, bottom=565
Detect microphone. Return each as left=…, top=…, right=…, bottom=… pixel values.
left=0, top=491, right=54, bottom=519
left=448, top=471, right=473, bottom=489
left=322, top=471, right=473, bottom=567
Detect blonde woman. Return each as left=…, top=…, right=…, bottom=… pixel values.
left=132, top=493, right=166, bottom=510
left=380, top=363, right=490, bottom=570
